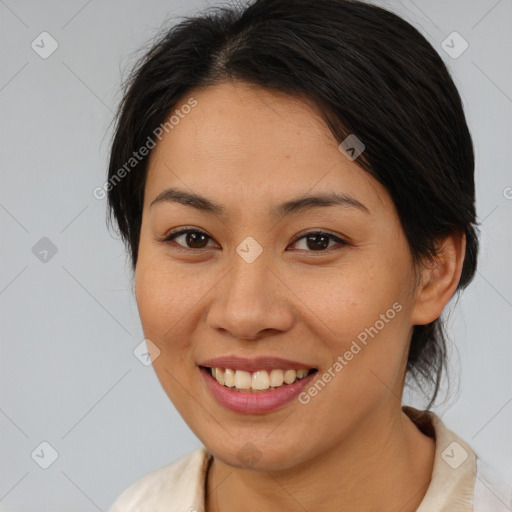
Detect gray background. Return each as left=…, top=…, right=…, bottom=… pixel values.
left=0, top=0, right=511, bottom=510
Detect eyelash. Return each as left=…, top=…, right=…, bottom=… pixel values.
left=158, top=227, right=349, bottom=254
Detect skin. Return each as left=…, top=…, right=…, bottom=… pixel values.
left=135, top=80, right=466, bottom=512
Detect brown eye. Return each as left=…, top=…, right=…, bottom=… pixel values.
left=162, top=229, right=214, bottom=250
left=305, top=233, right=330, bottom=251
left=182, top=231, right=210, bottom=249
left=289, top=231, right=348, bottom=252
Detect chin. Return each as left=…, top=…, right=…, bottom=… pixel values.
left=207, top=436, right=312, bottom=472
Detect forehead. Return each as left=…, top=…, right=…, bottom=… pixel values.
left=155, top=81, right=335, bottom=159
left=144, top=81, right=389, bottom=215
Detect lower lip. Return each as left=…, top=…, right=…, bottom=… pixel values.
left=199, top=366, right=318, bottom=414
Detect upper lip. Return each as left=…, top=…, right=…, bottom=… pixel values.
left=199, top=356, right=317, bottom=372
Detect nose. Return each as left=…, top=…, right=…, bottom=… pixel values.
left=206, top=251, right=295, bottom=341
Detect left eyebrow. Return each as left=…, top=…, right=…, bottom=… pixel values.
left=149, top=187, right=371, bottom=218
left=272, top=192, right=371, bottom=218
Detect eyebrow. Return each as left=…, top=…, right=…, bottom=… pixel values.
left=150, top=187, right=371, bottom=218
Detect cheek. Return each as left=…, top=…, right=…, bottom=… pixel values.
left=134, top=261, right=197, bottom=401
left=134, top=259, right=195, bottom=354
left=289, top=251, right=413, bottom=400
left=135, top=262, right=170, bottom=335
left=288, top=256, right=408, bottom=343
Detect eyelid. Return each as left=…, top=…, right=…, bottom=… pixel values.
left=290, top=228, right=346, bottom=244
left=158, top=227, right=350, bottom=252
left=287, top=230, right=350, bottom=254
left=157, top=226, right=217, bottom=248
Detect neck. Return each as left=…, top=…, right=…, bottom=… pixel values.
left=205, top=404, right=435, bottom=512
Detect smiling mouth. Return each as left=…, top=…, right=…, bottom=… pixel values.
left=200, top=366, right=318, bottom=393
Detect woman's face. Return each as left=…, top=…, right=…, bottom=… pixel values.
left=135, top=81, right=424, bottom=470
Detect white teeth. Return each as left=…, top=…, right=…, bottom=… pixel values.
left=208, top=367, right=313, bottom=391
left=283, top=369, right=296, bottom=384
left=252, top=370, right=270, bottom=390
left=234, top=370, right=252, bottom=389
left=214, top=367, right=225, bottom=386
left=224, top=368, right=235, bottom=387
left=269, top=369, right=284, bottom=387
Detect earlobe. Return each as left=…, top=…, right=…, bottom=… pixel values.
left=410, top=232, right=466, bottom=326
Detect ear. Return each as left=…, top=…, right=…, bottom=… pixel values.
left=410, top=231, right=466, bottom=326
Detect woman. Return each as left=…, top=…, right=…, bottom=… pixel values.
left=106, top=0, right=511, bottom=510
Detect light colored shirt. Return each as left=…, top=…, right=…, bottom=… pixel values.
left=109, top=406, right=511, bottom=511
